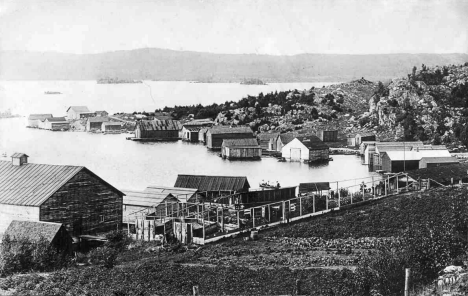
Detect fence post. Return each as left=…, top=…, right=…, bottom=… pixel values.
left=313, top=195, right=316, bottom=213
left=406, top=173, right=409, bottom=191
left=268, top=204, right=271, bottom=222
left=372, top=177, right=375, bottom=198
left=385, top=177, right=388, bottom=196
left=237, top=210, right=240, bottom=229
left=221, top=207, right=224, bottom=232
left=396, top=175, right=399, bottom=193
left=202, top=205, right=206, bottom=240
left=193, top=285, right=199, bottom=296
left=404, top=268, right=411, bottom=296
left=295, top=279, right=301, bottom=296
left=337, top=182, right=340, bottom=207
left=299, top=196, right=302, bottom=216
left=282, top=201, right=286, bottom=222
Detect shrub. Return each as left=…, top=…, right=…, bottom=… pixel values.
left=88, top=246, right=118, bottom=268
left=105, top=230, right=132, bottom=251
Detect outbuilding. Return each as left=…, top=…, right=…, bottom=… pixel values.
left=381, top=148, right=452, bottom=173
left=102, top=122, right=122, bottom=133
left=67, top=106, right=95, bottom=120
left=182, top=126, right=202, bottom=142
left=3, top=220, right=73, bottom=254
left=282, top=135, right=329, bottom=162
left=144, top=186, right=201, bottom=203
left=0, top=153, right=124, bottom=237
left=134, top=120, right=181, bottom=140
left=42, top=117, right=70, bottom=131
left=95, top=111, right=109, bottom=117
left=257, top=132, right=280, bottom=151
left=221, top=138, right=262, bottom=160
left=419, top=157, right=459, bottom=169
left=317, top=130, right=338, bottom=142
left=27, top=114, right=52, bottom=128
left=122, top=190, right=179, bottom=221
left=174, top=174, right=250, bottom=199
left=206, top=126, right=254, bottom=150
left=86, top=117, right=109, bottom=131
left=276, top=133, right=298, bottom=152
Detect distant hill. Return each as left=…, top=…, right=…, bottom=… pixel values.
left=0, top=48, right=467, bottom=82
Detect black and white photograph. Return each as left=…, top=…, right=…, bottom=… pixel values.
left=1, top=0, right=468, bottom=295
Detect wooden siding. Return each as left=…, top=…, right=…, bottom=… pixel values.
left=39, top=170, right=123, bottom=236
left=317, top=130, right=338, bottom=142
left=46, top=122, right=70, bottom=131
left=87, top=121, right=103, bottom=131
left=222, top=147, right=262, bottom=159
left=233, top=187, right=296, bottom=207
left=207, top=133, right=254, bottom=150
left=382, top=154, right=419, bottom=172
left=309, top=149, right=329, bottom=162
left=135, top=128, right=179, bottom=139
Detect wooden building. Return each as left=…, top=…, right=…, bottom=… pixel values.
left=408, top=163, right=468, bottom=185
left=86, top=117, right=109, bottom=131
left=144, top=186, right=201, bottom=203
left=102, top=122, right=122, bottom=133
left=276, top=133, right=298, bottom=152
left=282, top=135, right=329, bottom=162
left=27, top=114, right=52, bottom=128
left=182, top=126, right=203, bottom=142
left=381, top=148, right=452, bottom=173
left=299, top=182, right=331, bottom=195
left=257, top=132, right=280, bottom=151
left=42, top=117, right=70, bottom=131
left=3, top=220, right=73, bottom=253
left=355, top=132, right=376, bottom=146
left=122, top=190, right=179, bottom=222
left=347, top=134, right=357, bottom=147
left=317, top=130, right=338, bottom=142
left=206, top=126, right=254, bottom=150
left=174, top=174, right=250, bottom=199
left=223, top=186, right=297, bottom=207
left=419, top=157, right=459, bottom=169
left=221, top=138, right=262, bottom=160
left=0, top=154, right=124, bottom=236
left=66, top=106, right=95, bottom=120
left=199, top=128, right=208, bottom=143
left=134, top=120, right=181, bottom=140
left=95, top=111, right=109, bottom=117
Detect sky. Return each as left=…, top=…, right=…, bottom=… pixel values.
left=0, top=0, right=467, bottom=55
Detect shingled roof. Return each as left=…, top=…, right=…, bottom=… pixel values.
left=67, top=106, right=90, bottom=112
left=0, top=161, right=124, bottom=206
left=144, top=186, right=198, bottom=202
left=279, top=133, right=298, bottom=145
left=4, top=220, right=66, bottom=243
left=137, top=120, right=182, bottom=131
left=296, top=135, right=329, bottom=150
left=174, top=174, right=250, bottom=192
left=222, top=138, right=259, bottom=147
left=257, top=133, right=280, bottom=141
left=207, top=126, right=253, bottom=135
left=122, top=190, right=176, bottom=207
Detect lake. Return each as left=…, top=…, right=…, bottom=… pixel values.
left=0, top=81, right=378, bottom=192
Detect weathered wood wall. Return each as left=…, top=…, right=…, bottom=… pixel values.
left=223, top=147, right=262, bottom=159
left=135, top=128, right=179, bottom=139
left=39, top=170, right=123, bottom=236
left=207, top=133, right=254, bottom=149
left=309, top=149, right=329, bottom=162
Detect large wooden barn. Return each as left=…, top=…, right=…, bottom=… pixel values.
left=282, top=135, right=329, bottom=162
left=27, top=114, right=52, bottom=128
left=174, top=174, right=250, bottom=199
left=0, top=153, right=124, bottom=237
left=206, top=126, right=254, bottom=150
left=134, top=120, right=181, bottom=140
left=221, top=138, right=262, bottom=160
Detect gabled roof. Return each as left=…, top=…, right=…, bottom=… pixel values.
left=174, top=174, right=250, bottom=192
left=222, top=138, right=259, bottom=147
left=122, top=190, right=176, bottom=207
left=137, top=120, right=182, bottom=131
left=207, top=126, right=253, bottom=135
left=67, top=106, right=90, bottom=113
left=144, top=186, right=198, bottom=202
left=4, top=220, right=66, bottom=243
left=0, top=161, right=124, bottom=206
left=184, top=126, right=202, bottom=132
left=420, top=157, right=459, bottom=164
left=28, top=114, right=53, bottom=120
left=299, top=182, right=331, bottom=193
left=11, top=153, right=28, bottom=158
left=45, top=117, right=67, bottom=122
left=183, top=120, right=213, bottom=126
left=357, top=132, right=376, bottom=137
left=87, top=116, right=109, bottom=123
left=257, top=133, right=280, bottom=141
left=279, top=133, right=298, bottom=145
left=296, top=135, right=329, bottom=150
left=384, top=149, right=451, bottom=161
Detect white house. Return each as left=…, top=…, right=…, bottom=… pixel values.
left=281, top=136, right=329, bottom=162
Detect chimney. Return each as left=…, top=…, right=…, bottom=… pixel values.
left=11, top=153, right=28, bottom=166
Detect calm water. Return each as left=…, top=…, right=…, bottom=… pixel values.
left=0, top=80, right=339, bottom=116
left=0, top=81, right=377, bottom=191
left=0, top=118, right=377, bottom=191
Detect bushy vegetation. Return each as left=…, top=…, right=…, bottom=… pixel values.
left=0, top=236, right=71, bottom=276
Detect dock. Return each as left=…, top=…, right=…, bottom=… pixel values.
left=127, top=137, right=181, bottom=142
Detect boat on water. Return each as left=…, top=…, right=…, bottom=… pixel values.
left=259, top=181, right=280, bottom=189
left=44, top=91, right=62, bottom=94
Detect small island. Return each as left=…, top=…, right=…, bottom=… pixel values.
left=97, top=77, right=143, bottom=84
left=44, top=91, right=62, bottom=94
left=240, top=78, right=267, bottom=85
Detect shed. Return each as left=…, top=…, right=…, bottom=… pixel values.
left=221, top=138, right=262, bottom=160
left=95, top=111, right=109, bottom=117
left=182, top=126, right=202, bottom=142
left=257, top=133, right=280, bottom=151
left=144, top=186, right=200, bottom=203
left=3, top=220, right=72, bottom=253
left=0, top=154, right=124, bottom=236
left=220, top=186, right=297, bottom=207
left=122, top=190, right=179, bottom=222
left=276, top=133, right=298, bottom=152
left=86, top=117, right=109, bottom=131
left=347, top=134, right=357, bottom=147
left=408, top=163, right=468, bottom=185
left=135, top=120, right=181, bottom=140
left=174, top=174, right=250, bottom=199
left=206, top=126, right=254, bottom=150
left=299, top=182, right=331, bottom=194
left=67, top=106, right=92, bottom=120
left=282, top=135, right=329, bottom=162
left=355, top=133, right=376, bottom=146
left=198, top=128, right=208, bottom=143
left=317, top=130, right=338, bottom=142
left=380, top=148, right=451, bottom=173
left=419, top=157, right=459, bottom=169
left=102, top=121, right=122, bottom=133
left=27, top=114, right=52, bottom=128
left=42, top=117, right=70, bottom=131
